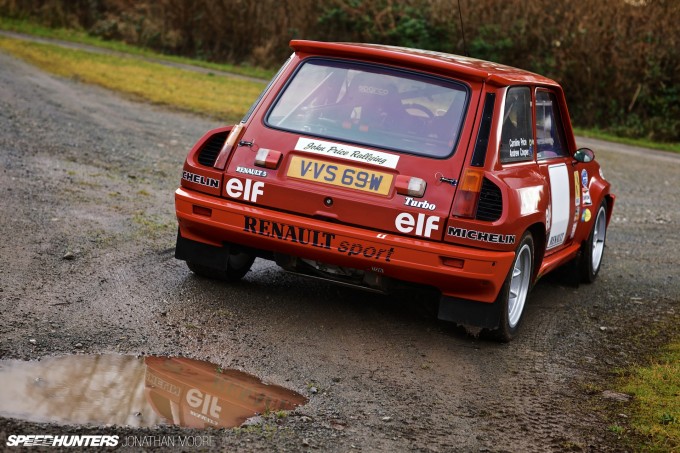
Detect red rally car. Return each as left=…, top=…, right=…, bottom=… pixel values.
left=175, top=40, right=614, bottom=341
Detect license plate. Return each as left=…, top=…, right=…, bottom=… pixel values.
left=287, top=156, right=393, bottom=195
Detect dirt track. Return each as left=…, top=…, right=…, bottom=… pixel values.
left=1, top=50, right=679, bottom=452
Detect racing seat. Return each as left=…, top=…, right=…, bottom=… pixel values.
left=341, top=72, right=405, bottom=133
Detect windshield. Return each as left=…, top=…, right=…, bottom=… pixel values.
left=266, top=59, right=468, bottom=158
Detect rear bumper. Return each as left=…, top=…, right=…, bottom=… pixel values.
left=175, top=188, right=515, bottom=303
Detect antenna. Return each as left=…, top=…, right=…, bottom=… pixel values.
left=457, top=0, right=470, bottom=57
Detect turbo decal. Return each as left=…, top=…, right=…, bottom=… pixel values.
left=243, top=216, right=395, bottom=262
left=295, top=137, right=399, bottom=168
left=236, top=166, right=268, bottom=178
left=404, top=197, right=436, bottom=211
left=183, top=171, right=219, bottom=189
left=447, top=227, right=515, bottom=244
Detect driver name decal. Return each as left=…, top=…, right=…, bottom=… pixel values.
left=295, top=137, right=399, bottom=168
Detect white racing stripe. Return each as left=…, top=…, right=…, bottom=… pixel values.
left=547, top=163, right=570, bottom=249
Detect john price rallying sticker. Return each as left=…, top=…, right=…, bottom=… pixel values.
left=295, top=137, right=399, bottom=168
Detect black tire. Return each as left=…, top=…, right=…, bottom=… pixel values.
left=187, top=252, right=255, bottom=282
left=580, top=202, right=608, bottom=283
left=492, top=232, right=534, bottom=342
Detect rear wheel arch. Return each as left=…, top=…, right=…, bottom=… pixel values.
left=580, top=201, right=608, bottom=283
left=526, top=222, right=545, bottom=282
left=604, top=194, right=614, bottom=225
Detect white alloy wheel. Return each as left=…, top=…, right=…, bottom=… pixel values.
left=591, top=205, right=607, bottom=273
left=581, top=201, right=608, bottom=283
left=508, top=242, right=532, bottom=329
left=492, top=232, right=534, bottom=341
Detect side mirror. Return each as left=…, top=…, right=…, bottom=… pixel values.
left=574, top=147, right=595, bottom=163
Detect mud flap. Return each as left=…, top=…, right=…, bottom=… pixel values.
left=438, top=295, right=500, bottom=330
left=175, top=230, right=230, bottom=271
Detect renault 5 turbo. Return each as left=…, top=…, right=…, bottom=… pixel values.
left=175, top=40, right=614, bottom=341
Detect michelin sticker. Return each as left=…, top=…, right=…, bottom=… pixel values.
left=447, top=226, right=515, bottom=244
left=183, top=171, right=219, bottom=189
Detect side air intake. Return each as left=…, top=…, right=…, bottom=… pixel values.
left=475, top=178, right=502, bottom=222
left=197, top=131, right=228, bottom=167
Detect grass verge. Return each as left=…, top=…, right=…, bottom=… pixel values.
left=0, top=37, right=266, bottom=122
left=620, top=340, right=680, bottom=451
left=574, top=127, right=680, bottom=154
left=0, top=16, right=275, bottom=80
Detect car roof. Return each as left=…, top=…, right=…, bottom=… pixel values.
left=290, top=40, right=559, bottom=87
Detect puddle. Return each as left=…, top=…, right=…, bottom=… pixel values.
left=0, top=355, right=306, bottom=428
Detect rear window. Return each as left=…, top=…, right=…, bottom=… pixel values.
left=266, top=59, right=469, bottom=158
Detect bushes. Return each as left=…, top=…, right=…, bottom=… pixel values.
left=2, top=0, right=679, bottom=142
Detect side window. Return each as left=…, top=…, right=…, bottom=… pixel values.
left=536, top=90, right=568, bottom=159
left=500, top=87, right=534, bottom=163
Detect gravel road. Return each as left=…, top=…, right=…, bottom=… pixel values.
left=0, top=50, right=679, bottom=452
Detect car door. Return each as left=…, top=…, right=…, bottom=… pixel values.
left=534, top=88, right=577, bottom=253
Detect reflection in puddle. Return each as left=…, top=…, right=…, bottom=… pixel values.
left=0, top=355, right=306, bottom=428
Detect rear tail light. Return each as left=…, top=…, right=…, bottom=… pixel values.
left=214, top=124, right=246, bottom=169
left=255, top=148, right=282, bottom=169
left=395, top=175, right=427, bottom=198
left=452, top=168, right=484, bottom=218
